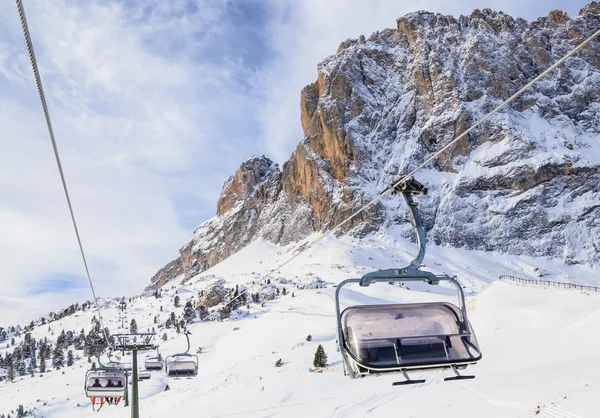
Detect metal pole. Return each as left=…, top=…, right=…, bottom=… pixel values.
left=131, top=345, right=139, bottom=418
left=124, top=372, right=129, bottom=407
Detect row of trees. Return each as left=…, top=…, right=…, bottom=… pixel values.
left=1, top=317, right=111, bottom=383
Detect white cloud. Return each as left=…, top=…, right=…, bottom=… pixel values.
left=0, top=0, right=264, bottom=326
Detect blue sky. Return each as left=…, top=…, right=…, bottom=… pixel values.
left=0, top=0, right=585, bottom=325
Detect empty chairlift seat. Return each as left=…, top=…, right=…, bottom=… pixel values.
left=165, top=354, right=198, bottom=377
left=341, top=302, right=481, bottom=373
left=144, top=357, right=163, bottom=371
left=138, top=370, right=151, bottom=380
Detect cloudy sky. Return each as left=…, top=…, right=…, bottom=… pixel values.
left=0, top=0, right=584, bottom=326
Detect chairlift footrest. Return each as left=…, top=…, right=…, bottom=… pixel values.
left=444, top=375, right=475, bottom=381
left=392, top=379, right=426, bottom=386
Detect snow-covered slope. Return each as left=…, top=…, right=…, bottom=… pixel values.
left=2, top=232, right=599, bottom=417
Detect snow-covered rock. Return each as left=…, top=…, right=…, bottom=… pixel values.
left=148, top=3, right=600, bottom=291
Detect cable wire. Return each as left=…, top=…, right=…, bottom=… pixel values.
left=15, top=0, right=114, bottom=350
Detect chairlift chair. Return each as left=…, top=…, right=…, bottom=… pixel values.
left=138, top=370, right=151, bottom=381
left=84, top=364, right=127, bottom=411
left=144, top=356, right=163, bottom=371
left=335, top=177, right=482, bottom=384
left=165, top=331, right=198, bottom=377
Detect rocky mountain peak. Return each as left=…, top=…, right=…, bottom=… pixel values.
left=217, top=155, right=279, bottom=215
left=147, top=2, right=600, bottom=290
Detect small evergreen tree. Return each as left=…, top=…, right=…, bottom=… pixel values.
left=153, top=315, right=158, bottom=324
left=130, top=319, right=138, bottom=334
left=65, top=330, right=74, bottom=347
left=16, top=359, right=26, bottom=376
left=313, top=344, right=327, bottom=368
left=67, top=350, right=75, bottom=366
left=275, top=359, right=283, bottom=367
left=174, top=295, right=180, bottom=308
left=219, top=305, right=231, bottom=321
left=39, top=355, right=46, bottom=373
left=52, top=345, right=65, bottom=369
left=282, top=287, right=287, bottom=295
left=7, top=363, right=15, bottom=381
left=183, top=301, right=195, bottom=323
left=276, top=287, right=280, bottom=296
left=162, top=333, right=168, bottom=341
left=57, top=330, right=66, bottom=349
left=306, top=334, right=312, bottom=342
left=196, top=305, right=209, bottom=321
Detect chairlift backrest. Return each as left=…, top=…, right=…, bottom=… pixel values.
left=85, top=369, right=127, bottom=398
left=165, top=354, right=198, bottom=377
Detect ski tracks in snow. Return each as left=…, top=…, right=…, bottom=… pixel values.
left=279, top=344, right=309, bottom=404
left=332, top=392, right=397, bottom=418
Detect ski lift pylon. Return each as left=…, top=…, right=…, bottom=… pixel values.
left=335, top=177, right=482, bottom=384
left=165, top=331, right=198, bottom=377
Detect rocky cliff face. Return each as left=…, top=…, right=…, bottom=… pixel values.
left=147, top=2, right=600, bottom=290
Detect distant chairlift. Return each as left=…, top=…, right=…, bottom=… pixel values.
left=165, top=331, right=198, bottom=378
left=138, top=370, right=151, bottom=381
left=144, top=356, right=163, bottom=371
left=335, top=177, right=482, bottom=385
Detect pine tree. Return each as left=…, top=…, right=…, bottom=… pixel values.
left=7, top=363, right=15, bottom=381
left=313, top=344, right=327, bottom=368
left=52, top=345, right=65, bottom=369
left=57, top=330, right=66, bottom=349
left=26, top=357, right=34, bottom=376
left=176, top=323, right=181, bottom=334
left=219, top=305, right=231, bottom=321
left=130, top=319, right=138, bottom=334
left=174, top=295, right=180, bottom=308
left=196, top=305, right=209, bottom=321
left=16, top=359, right=26, bottom=376
left=67, top=350, right=75, bottom=367
left=276, top=287, right=280, bottom=296
left=183, top=301, right=195, bottom=323
left=65, top=330, right=74, bottom=347
left=275, top=359, right=283, bottom=367
left=160, top=305, right=163, bottom=312
left=162, top=333, right=168, bottom=341
left=153, top=316, right=158, bottom=324
left=282, top=287, right=287, bottom=295
left=29, top=346, right=36, bottom=370
left=306, top=334, right=312, bottom=342
left=39, top=355, right=46, bottom=373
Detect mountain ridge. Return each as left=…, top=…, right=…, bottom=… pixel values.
left=147, top=2, right=600, bottom=290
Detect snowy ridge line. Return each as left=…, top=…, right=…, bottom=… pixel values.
left=499, top=275, right=600, bottom=293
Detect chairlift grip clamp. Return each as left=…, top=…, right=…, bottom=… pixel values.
left=388, top=176, right=428, bottom=198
